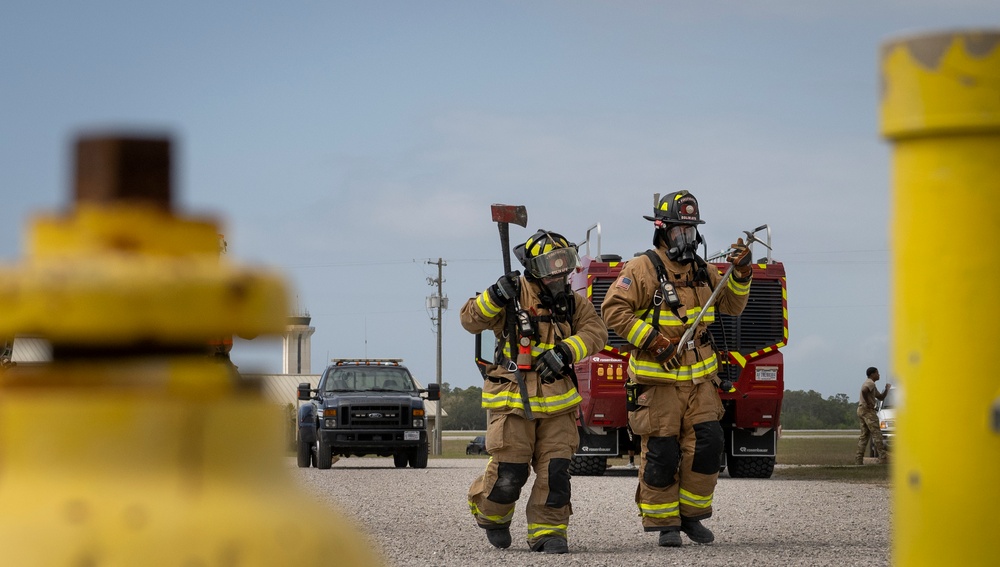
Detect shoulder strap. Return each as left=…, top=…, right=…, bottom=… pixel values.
left=643, top=249, right=668, bottom=283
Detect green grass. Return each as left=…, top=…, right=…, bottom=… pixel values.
left=778, top=436, right=859, bottom=466
left=440, top=431, right=890, bottom=484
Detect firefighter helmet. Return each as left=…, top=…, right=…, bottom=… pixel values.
left=514, top=230, right=580, bottom=279
left=643, top=191, right=705, bottom=226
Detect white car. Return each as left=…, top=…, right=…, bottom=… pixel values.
left=873, top=387, right=897, bottom=455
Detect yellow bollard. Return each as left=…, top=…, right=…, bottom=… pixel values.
left=0, top=135, right=383, bottom=565
left=881, top=31, right=1000, bottom=565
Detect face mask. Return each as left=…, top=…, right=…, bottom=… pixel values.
left=664, top=224, right=699, bottom=263
left=539, top=274, right=572, bottom=321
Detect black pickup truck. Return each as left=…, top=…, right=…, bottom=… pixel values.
left=296, top=359, right=440, bottom=469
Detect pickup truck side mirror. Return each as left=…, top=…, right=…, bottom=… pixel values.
left=297, top=382, right=313, bottom=401
left=424, top=383, right=441, bottom=401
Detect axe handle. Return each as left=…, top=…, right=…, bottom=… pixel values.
left=497, top=222, right=534, bottom=420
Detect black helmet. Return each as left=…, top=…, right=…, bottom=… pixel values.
left=643, top=191, right=705, bottom=226
left=514, top=230, right=580, bottom=279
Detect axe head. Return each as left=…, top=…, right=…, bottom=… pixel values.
left=491, top=204, right=528, bottom=227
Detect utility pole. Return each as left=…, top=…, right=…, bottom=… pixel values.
left=426, top=258, right=448, bottom=456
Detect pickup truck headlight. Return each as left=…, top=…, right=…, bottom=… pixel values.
left=320, top=408, right=337, bottom=428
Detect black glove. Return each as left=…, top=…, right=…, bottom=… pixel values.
left=535, top=342, right=572, bottom=382
left=488, top=271, right=520, bottom=306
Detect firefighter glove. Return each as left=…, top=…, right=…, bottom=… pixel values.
left=535, top=342, right=572, bottom=382
left=727, top=237, right=752, bottom=279
left=489, top=271, right=521, bottom=307
left=646, top=333, right=679, bottom=365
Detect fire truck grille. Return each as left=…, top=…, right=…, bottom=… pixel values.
left=708, top=278, right=785, bottom=354
left=344, top=405, right=406, bottom=428
left=590, top=279, right=629, bottom=349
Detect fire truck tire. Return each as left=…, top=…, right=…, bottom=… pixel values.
left=316, top=442, right=334, bottom=469
left=727, top=455, right=775, bottom=478
left=409, top=444, right=429, bottom=469
left=393, top=452, right=409, bottom=468
left=568, top=455, right=607, bottom=476
left=297, top=439, right=313, bottom=468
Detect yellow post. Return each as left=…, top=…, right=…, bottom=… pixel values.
left=881, top=30, right=1000, bottom=565
left=0, top=135, right=382, bottom=565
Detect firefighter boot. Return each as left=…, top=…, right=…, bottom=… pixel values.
left=485, top=527, right=512, bottom=549
left=680, top=519, right=715, bottom=544
left=531, top=536, right=569, bottom=554
left=658, top=528, right=682, bottom=547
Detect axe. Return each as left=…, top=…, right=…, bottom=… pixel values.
left=490, top=204, right=533, bottom=420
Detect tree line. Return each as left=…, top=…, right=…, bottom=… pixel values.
left=439, top=384, right=860, bottom=431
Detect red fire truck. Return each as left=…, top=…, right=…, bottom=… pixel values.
left=568, top=223, right=787, bottom=478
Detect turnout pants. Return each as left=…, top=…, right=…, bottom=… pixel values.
left=628, top=380, right=724, bottom=531
left=468, top=411, right=579, bottom=547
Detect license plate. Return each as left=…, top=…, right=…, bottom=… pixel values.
left=755, top=366, right=778, bottom=381
left=404, top=431, right=419, bottom=441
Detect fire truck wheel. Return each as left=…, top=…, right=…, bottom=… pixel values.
left=316, top=442, right=334, bottom=469
left=297, top=439, right=314, bottom=468
left=394, top=452, right=409, bottom=468
left=727, top=455, right=775, bottom=478
left=409, top=444, right=429, bottom=469
left=568, top=455, right=607, bottom=476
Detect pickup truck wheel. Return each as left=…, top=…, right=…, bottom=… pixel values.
left=297, top=438, right=313, bottom=468
left=316, top=442, right=334, bottom=469
left=393, top=452, right=409, bottom=468
left=408, top=444, right=429, bottom=469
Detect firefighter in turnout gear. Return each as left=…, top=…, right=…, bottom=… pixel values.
left=601, top=191, right=751, bottom=547
left=461, top=229, right=608, bottom=555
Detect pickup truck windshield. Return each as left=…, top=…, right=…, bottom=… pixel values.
left=322, top=367, right=416, bottom=393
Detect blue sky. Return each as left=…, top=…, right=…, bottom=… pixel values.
left=2, top=2, right=998, bottom=398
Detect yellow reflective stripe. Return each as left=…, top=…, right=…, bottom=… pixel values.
left=481, top=388, right=583, bottom=414
left=527, top=523, right=568, bottom=538
left=727, top=275, right=751, bottom=296
left=629, top=353, right=719, bottom=381
left=563, top=336, right=587, bottom=361
left=638, top=501, right=680, bottom=518
left=475, top=290, right=502, bottom=318
left=679, top=488, right=713, bottom=509
left=627, top=319, right=654, bottom=347
left=530, top=388, right=583, bottom=413
left=682, top=306, right=715, bottom=324
left=482, top=390, right=524, bottom=410
left=469, top=501, right=514, bottom=524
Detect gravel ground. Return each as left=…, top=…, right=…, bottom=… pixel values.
left=292, top=457, right=890, bottom=567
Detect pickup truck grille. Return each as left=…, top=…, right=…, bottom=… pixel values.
left=345, top=404, right=406, bottom=428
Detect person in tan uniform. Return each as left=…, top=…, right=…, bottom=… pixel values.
left=856, top=366, right=891, bottom=465
left=461, top=229, right=607, bottom=555
left=601, top=191, right=751, bottom=548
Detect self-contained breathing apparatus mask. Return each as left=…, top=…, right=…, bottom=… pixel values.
left=660, top=223, right=700, bottom=263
